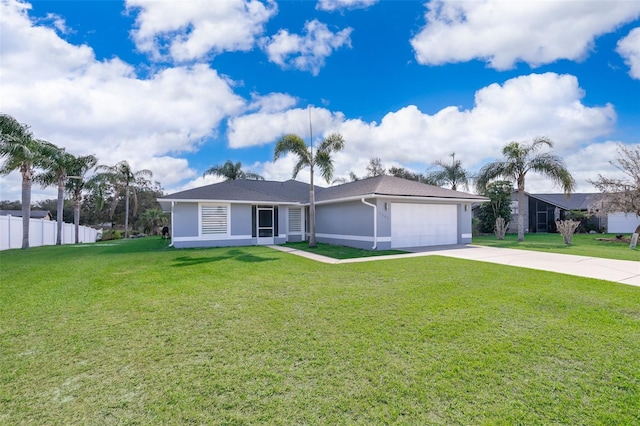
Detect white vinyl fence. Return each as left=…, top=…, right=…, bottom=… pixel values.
left=0, top=215, right=99, bottom=250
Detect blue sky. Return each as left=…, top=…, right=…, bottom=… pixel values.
left=1, top=0, right=639, bottom=202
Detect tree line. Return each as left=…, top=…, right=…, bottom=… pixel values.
left=3, top=111, right=637, bottom=249
left=0, top=113, right=166, bottom=249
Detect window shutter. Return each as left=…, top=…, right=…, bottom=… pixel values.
left=201, top=206, right=228, bottom=235
left=288, top=208, right=302, bottom=233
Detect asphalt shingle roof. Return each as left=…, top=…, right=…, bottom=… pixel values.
left=530, top=193, right=599, bottom=210
left=317, top=175, right=487, bottom=202
left=161, top=175, right=487, bottom=204
left=159, top=179, right=313, bottom=204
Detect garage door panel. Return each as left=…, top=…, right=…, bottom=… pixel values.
left=391, top=203, right=457, bottom=248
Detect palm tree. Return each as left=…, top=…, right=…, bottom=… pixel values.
left=203, top=160, right=263, bottom=181
left=95, top=160, right=152, bottom=238
left=0, top=114, right=47, bottom=249
left=476, top=137, right=575, bottom=242
left=138, top=207, right=168, bottom=235
left=425, top=152, right=470, bottom=191
left=66, top=154, right=98, bottom=243
left=274, top=132, right=345, bottom=247
left=35, top=142, right=76, bottom=245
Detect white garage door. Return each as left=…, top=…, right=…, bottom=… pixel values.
left=608, top=212, right=640, bottom=233
left=391, top=203, right=457, bottom=248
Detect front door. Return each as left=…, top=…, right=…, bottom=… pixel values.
left=257, top=207, right=274, bottom=245
left=537, top=211, right=548, bottom=233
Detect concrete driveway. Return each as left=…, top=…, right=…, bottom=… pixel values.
left=270, top=245, right=640, bottom=286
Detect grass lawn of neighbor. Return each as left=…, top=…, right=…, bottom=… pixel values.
left=473, top=232, right=639, bottom=261
left=1, top=237, right=639, bottom=424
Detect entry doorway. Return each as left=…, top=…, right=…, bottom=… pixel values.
left=256, top=207, right=274, bottom=245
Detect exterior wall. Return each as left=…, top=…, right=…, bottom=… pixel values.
left=172, top=202, right=287, bottom=249
left=508, top=193, right=529, bottom=233
left=316, top=200, right=374, bottom=237
left=314, top=200, right=384, bottom=250
left=231, top=204, right=252, bottom=235
left=172, top=198, right=476, bottom=251
left=457, top=203, right=473, bottom=244
left=278, top=208, right=287, bottom=238
left=173, top=202, right=199, bottom=237
left=376, top=199, right=392, bottom=240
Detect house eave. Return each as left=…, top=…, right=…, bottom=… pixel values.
left=314, top=193, right=489, bottom=205
left=158, top=198, right=304, bottom=206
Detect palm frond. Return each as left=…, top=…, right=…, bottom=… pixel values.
left=316, top=133, right=345, bottom=154
left=315, top=151, right=335, bottom=184
left=243, top=172, right=264, bottom=181
left=475, top=161, right=511, bottom=193
left=292, top=158, right=307, bottom=179
left=529, top=153, right=575, bottom=194
left=274, top=134, right=310, bottom=163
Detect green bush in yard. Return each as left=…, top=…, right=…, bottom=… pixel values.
left=99, top=229, right=123, bottom=241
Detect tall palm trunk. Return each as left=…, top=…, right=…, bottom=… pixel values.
left=309, top=166, right=316, bottom=247
left=21, top=167, right=32, bottom=249
left=124, top=185, right=130, bottom=238
left=517, top=177, right=526, bottom=242
left=74, top=195, right=81, bottom=244
left=56, top=178, right=65, bottom=245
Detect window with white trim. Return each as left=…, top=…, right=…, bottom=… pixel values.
left=288, top=208, right=302, bottom=233
left=201, top=205, right=229, bottom=235
left=510, top=200, right=519, bottom=215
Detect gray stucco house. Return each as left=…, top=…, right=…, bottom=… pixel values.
left=158, top=175, right=488, bottom=250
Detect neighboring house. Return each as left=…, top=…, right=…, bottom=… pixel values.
left=0, top=210, right=53, bottom=221
left=158, top=175, right=488, bottom=250
left=513, top=192, right=602, bottom=234
left=506, top=192, right=640, bottom=234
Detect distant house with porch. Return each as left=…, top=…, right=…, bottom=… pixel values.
left=507, top=193, right=638, bottom=234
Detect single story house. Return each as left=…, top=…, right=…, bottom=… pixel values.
left=158, top=175, right=488, bottom=250
left=0, top=210, right=53, bottom=220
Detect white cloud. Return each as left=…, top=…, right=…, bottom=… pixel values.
left=234, top=73, right=616, bottom=192
left=411, top=0, right=640, bottom=69
left=617, top=27, right=640, bottom=79
left=262, top=19, right=352, bottom=75
left=169, top=174, right=225, bottom=194
left=247, top=92, right=298, bottom=113
left=316, top=0, right=378, bottom=12
left=0, top=0, right=245, bottom=200
left=126, top=0, right=277, bottom=62
left=228, top=106, right=345, bottom=148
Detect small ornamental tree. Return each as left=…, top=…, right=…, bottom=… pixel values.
left=556, top=219, right=580, bottom=244
left=495, top=217, right=509, bottom=240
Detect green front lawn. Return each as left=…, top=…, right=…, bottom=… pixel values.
left=473, top=233, right=639, bottom=261
left=283, top=241, right=406, bottom=259
left=1, top=238, right=639, bottom=424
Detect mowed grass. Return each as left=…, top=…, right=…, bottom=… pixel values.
left=1, top=238, right=639, bottom=424
left=473, top=232, right=640, bottom=261
left=283, top=241, right=406, bottom=259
